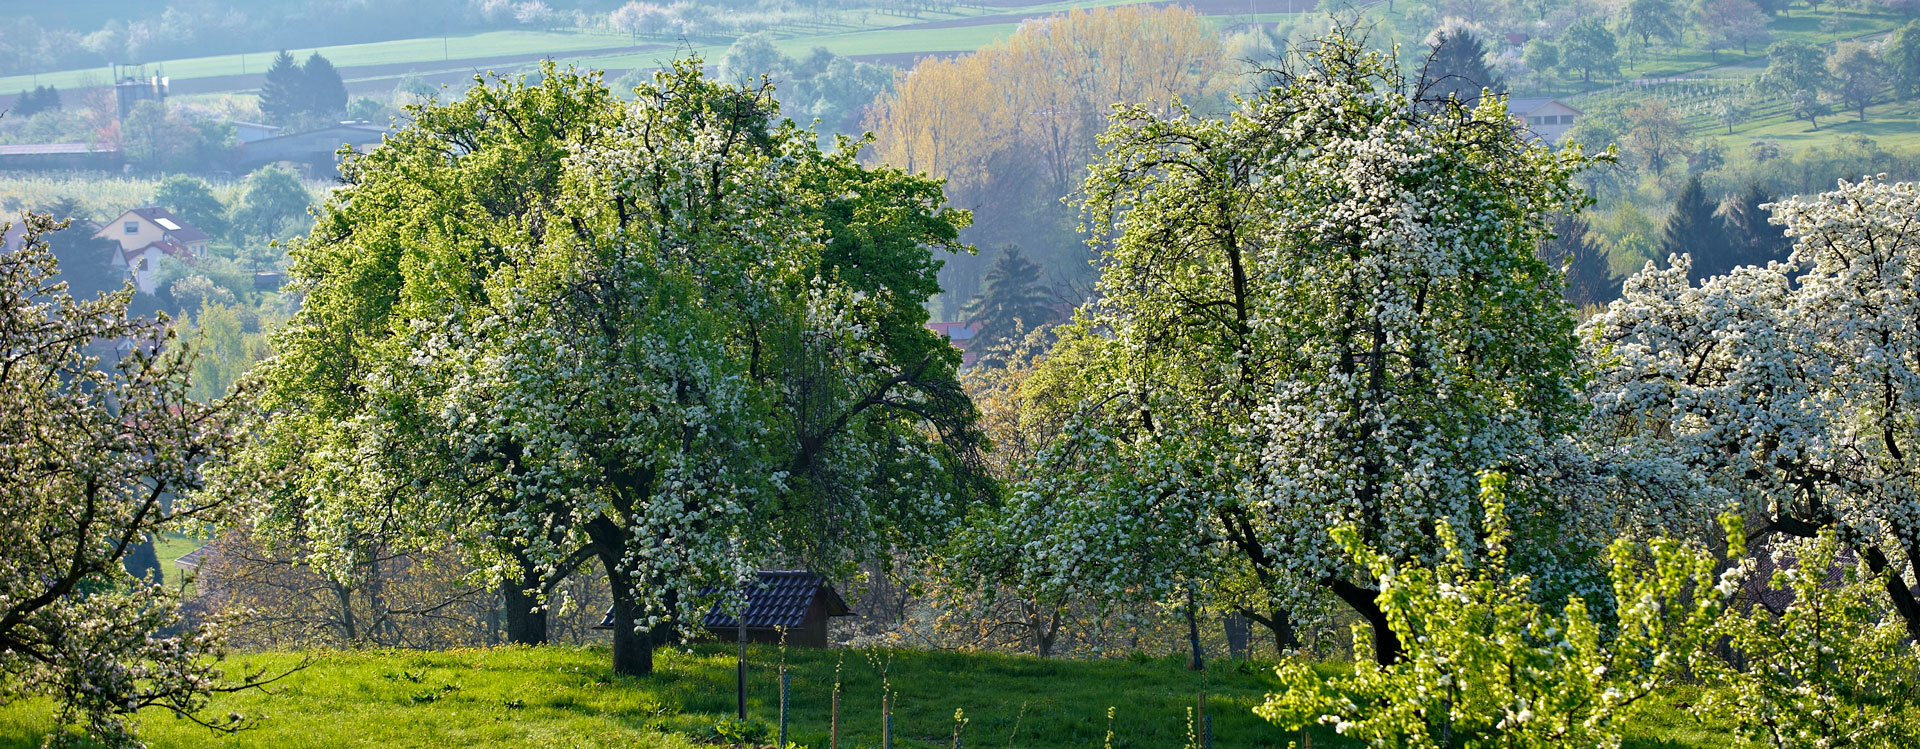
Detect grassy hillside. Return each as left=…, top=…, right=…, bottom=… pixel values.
left=0, top=645, right=1728, bottom=748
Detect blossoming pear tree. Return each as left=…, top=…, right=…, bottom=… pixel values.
left=212, top=62, right=985, bottom=676
left=976, top=30, right=1596, bottom=664
left=1582, top=176, right=1920, bottom=640
left=203, top=66, right=630, bottom=648
left=1, top=214, right=273, bottom=746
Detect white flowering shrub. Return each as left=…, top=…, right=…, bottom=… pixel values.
left=1, top=214, right=267, bottom=747
left=972, top=27, right=1602, bottom=662
left=1582, top=176, right=1920, bottom=640
left=1256, top=473, right=1733, bottom=748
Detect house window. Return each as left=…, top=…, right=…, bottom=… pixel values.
left=123, top=221, right=139, bottom=234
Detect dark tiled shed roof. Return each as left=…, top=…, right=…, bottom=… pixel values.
left=596, top=570, right=851, bottom=630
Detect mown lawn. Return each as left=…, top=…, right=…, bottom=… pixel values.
left=0, top=645, right=1728, bottom=748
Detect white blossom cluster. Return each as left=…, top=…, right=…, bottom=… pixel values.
left=1583, top=176, right=1920, bottom=634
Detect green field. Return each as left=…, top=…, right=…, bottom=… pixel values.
left=0, top=645, right=1730, bottom=748
left=1, top=0, right=1304, bottom=97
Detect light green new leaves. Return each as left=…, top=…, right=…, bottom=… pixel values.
left=1258, top=473, right=1733, bottom=748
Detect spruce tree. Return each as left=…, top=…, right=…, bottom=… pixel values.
left=1542, top=212, right=1618, bottom=308
left=258, top=50, right=305, bottom=125
left=1420, top=28, right=1505, bottom=108
left=959, top=246, right=1055, bottom=357
left=1719, top=183, right=1793, bottom=269
left=1662, top=174, right=1733, bottom=282
left=302, top=53, right=349, bottom=119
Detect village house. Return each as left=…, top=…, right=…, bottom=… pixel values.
left=92, top=206, right=212, bottom=294
left=1508, top=97, right=1582, bottom=144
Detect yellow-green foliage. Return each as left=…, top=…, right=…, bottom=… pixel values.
left=1258, top=473, right=1732, bottom=748
left=1688, top=531, right=1920, bottom=748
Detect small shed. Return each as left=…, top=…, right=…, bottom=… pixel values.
left=597, top=570, right=853, bottom=648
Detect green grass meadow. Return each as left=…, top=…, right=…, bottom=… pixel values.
left=0, top=645, right=1730, bottom=748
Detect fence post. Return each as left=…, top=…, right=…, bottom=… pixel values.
left=779, top=668, right=790, bottom=748
left=1195, top=693, right=1207, bottom=749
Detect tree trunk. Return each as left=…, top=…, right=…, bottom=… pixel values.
left=1329, top=579, right=1402, bottom=665
left=1184, top=586, right=1205, bottom=671
left=501, top=580, right=548, bottom=646
left=1223, top=613, right=1249, bottom=659
left=1863, top=545, right=1920, bottom=643
left=594, top=542, right=653, bottom=676
left=1236, top=605, right=1300, bottom=653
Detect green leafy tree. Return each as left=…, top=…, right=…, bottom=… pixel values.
left=301, top=52, right=349, bottom=119
left=1559, top=18, right=1621, bottom=88
left=1829, top=42, right=1888, bottom=121
left=720, top=32, right=787, bottom=85
left=154, top=175, right=232, bottom=241
left=1, top=213, right=270, bottom=747
left=1886, top=21, right=1920, bottom=101
left=258, top=50, right=304, bottom=125
left=1419, top=27, right=1505, bottom=107
left=231, top=165, right=312, bottom=255
left=1620, top=0, right=1683, bottom=64
left=1756, top=41, right=1834, bottom=129
left=971, top=31, right=1594, bottom=665
left=959, top=246, right=1055, bottom=357
left=211, top=63, right=985, bottom=677
left=1522, top=40, right=1559, bottom=81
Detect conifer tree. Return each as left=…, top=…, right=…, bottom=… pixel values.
left=959, top=246, right=1055, bottom=356
left=302, top=53, right=349, bottom=119
left=1718, top=183, right=1792, bottom=270
left=1420, top=27, right=1505, bottom=108
left=258, top=50, right=304, bottom=125
left=1542, top=212, right=1618, bottom=307
left=1661, top=175, right=1732, bottom=282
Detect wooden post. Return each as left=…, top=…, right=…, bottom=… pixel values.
left=1196, top=693, right=1207, bottom=749
left=736, top=616, right=747, bottom=720
left=882, top=692, right=893, bottom=749
left=779, top=668, right=790, bottom=748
